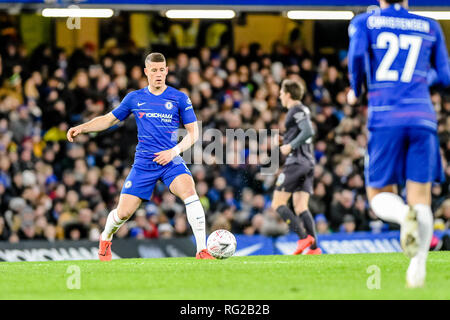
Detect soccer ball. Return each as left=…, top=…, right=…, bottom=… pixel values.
left=207, top=229, right=237, bottom=259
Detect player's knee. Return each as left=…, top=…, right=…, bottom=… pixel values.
left=294, top=206, right=307, bottom=215
left=407, top=194, right=431, bottom=206
left=117, top=208, right=134, bottom=221
left=406, top=181, right=431, bottom=206
left=271, top=200, right=286, bottom=211
left=180, top=189, right=197, bottom=201
left=293, top=199, right=308, bottom=214
left=271, top=202, right=280, bottom=211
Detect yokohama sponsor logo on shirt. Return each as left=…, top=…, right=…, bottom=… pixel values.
left=138, top=112, right=173, bottom=122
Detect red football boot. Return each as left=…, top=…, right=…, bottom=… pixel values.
left=98, top=237, right=112, bottom=261
left=196, top=249, right=216, bottom=260
left=293, top=235, right=315, bottom=255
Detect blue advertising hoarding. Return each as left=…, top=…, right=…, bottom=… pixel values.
left=234, top=234, right=275, bottom=256
left=232, top=230, right=449, bottom=256
left=274, top=231, right=403, bottom=255
left=0, top=231, right=446, bottom=261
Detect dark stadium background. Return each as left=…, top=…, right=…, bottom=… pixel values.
left=0, top=0, right=448, bottom=261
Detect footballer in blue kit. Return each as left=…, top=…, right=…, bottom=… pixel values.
left=67, top=52, right=215, bottom=260
left=347, top=0, right=450, bottom=288
left=112, top=85, right=195, bottom=201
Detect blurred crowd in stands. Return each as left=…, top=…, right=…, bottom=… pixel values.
left=0, top=18, right=449, bottom=244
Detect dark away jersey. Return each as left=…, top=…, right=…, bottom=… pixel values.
left=112, top=86, right=197, bottom=161
left=348, top=4, right=450, bottom=131
left=283, top=104, right=315, bottom=166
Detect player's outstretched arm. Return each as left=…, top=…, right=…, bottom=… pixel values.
left=153, top=121, right=199, bottom=166
left=67, top=112, right=120, bottom=142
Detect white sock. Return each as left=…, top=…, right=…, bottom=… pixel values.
left=407, top=204, right=433, bottom=286
left=370, top=192, right=408, bottom=225
left=101, top=209, right=127, bottom=241
left=184, top=195, right=206, bottom=253
left=413, top=204, right=433, bottom=261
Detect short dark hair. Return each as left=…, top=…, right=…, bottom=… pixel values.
left=281, top=79, right=305, bottom=101
left=145, top=52, right=166, bottom=65
left=385, top=0, right=404, bottom=3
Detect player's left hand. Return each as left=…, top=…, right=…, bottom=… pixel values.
left=153, top=149, right=177, bottom=166
left=280, top=144, right=292, bottom=156
left=347, top=89, right=358, bottom=106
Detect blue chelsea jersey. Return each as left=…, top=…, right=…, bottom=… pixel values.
left=111, top=86, right=197, bottom=160
left=348, top=4, right=450, bottom=130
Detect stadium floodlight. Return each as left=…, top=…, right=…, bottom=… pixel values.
left=41, top=8, right=114, bottom=18
left=287, top=10, right=354, bottom=20
left=411, top=11, right=450, bottom=20
left=165, top=10, right=236, bottom=19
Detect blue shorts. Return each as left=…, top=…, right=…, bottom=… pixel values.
left=121, top=156, right=192, bottom=201
left=365, top=127, right=444, bottom=188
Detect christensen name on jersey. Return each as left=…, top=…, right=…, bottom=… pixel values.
left=348, top=4, right=450, bottom=130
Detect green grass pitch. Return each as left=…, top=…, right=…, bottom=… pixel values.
left=0, top=252, right=449, bottom=300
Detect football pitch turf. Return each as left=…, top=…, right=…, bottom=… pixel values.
left=0, top=252, right=448, bottom=300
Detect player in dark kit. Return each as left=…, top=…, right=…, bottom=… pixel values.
left=272, top=79, right=320, bottom=255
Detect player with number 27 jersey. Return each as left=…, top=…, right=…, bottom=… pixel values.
left=348, top=3, right=450, bottom=187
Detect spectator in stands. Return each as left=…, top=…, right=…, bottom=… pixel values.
left=340, top=214, right=356, bottom=234
left=0, top=216, right=9, bottom=240
left=68, top=42, right=96, bottom=79
left=315, top=214, right=330, bottom=234
left=158, top=223, right=174, bottom=239
left=435, top=199, right=450, bottom=230
left=309, top=181, right=327, bottom=216
left=330, top=189, right=367, bottom=232
left=173, top=213, right=191, bottom=237
left=129, top=209, right=158, bottom=239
